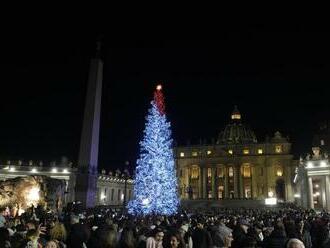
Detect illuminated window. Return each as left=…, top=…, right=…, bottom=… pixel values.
left=321, top=139, right=325, bottom=146
left=231, top=113, right=241, bottom=120
left=243, top=149, right=249, bottom=155
left=229, top=167, right=234, bottom=177
left=243, top=165, right=251, bottom=178
left=192, top=151, right=198, bottom=157
left=180, top=152, right=185, bottom=157
left=258, top=149, right=263, bottom=154
left=207, top=168, right=212, bottom=178
left=276, top=166, right=283, bottom=177
left=218, top=186, right=224, bottom=199
left=191, top=167, right=199, bottom=179
left=217, top=167, right=224, bottom=178
left=207, top=150, right=212, bottom=155
left=275, top=145, right=282, bottom=153
left=228, top=149, right=233, bottom=155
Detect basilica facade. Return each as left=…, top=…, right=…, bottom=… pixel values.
left=174, top=107, right=298, bottom=202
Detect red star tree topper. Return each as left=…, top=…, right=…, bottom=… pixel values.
left=153, top=84, right=165, bottom=115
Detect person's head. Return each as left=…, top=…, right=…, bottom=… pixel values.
left=154, top=228, right=164, bottom=242
left=196, top=217, right=205, bottom=229
left=50, top=222, right=67, bottom=242
left=287, top=238, right=305, bottom=248
left=224, top=232, right=233, bottom=247
left=238, top=218, right=250, bottom=233
left=26, top=229, right=39, bottom=242
left=70, top=214, right=79, bottom=225
left=170, top=233, right=183, bottom=248
left=45, top=240, right=59, bottom=248
left=26, top=221, right=36, bottom=230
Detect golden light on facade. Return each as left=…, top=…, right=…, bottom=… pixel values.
left=258, top=149, right=263, bottom=154
left=26, top=186, right=40, bottom=206
left=276, top=167, right=283, bottom=177
left=243, top=149, right=250, bottom=155
left=231, top=114, right=241, bottom=120
left=228, top=149, right=233, bottom=155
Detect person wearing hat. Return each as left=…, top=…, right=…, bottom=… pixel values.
left=231, top=218, right=250, bottom=248
left=191, top=217, right=213, bottom=248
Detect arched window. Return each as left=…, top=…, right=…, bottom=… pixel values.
left=276, top=166, right=283, bottom=177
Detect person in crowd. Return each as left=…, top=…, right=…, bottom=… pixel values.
left=286, top=238, right=305, bottom=248
left=168, top=232, right=185, bottom=248
left=231, top=218, right=249, bottom=248
left=146, top=227, right=165, bottom=248
left=191, top=217, right=213, bottom=248
left=262, top=221, right=287, bottom=248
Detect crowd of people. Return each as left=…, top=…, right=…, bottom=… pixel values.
left=0, top=204, right=330, bottom=248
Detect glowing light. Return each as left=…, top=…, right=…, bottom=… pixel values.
left=265, top=198, right=277, bottom=205
left=9, top=167, right=15, bottom=172
left=207, top=150, right=212, bottom=155
left=320, top=161, right=327, bottom=167
left=243, top=149, right=249, bottom=155
left=180, top=152, right=185, bottom=157
left=307, top=162, right=313, bottom=168
left=31, top=168, right=37, bottom=173
left=142, top=198, right=150, bottom=205
left=3, top=166, right=9, bottom=170
left=293, top=174, right=298, bottom=183
left=26, top=187, right=40, bottom=206
left=294, top=194, right=301, bottom=198
left=121, top=193, right=124, bottom=200
left=100, top=193, right=106, bottom=200
left=63, top=168, right=69, bottom=173
left=315, top=184, right=319, bottom=188
left=51, top=168, right=58, bottom=173
left=156, top=84, right=162, bottom=91
left=258, top=149, right=263, bottom=154
left=228, top=150, right=233, bottom=155
left=268, top=191, right=274, bottom=197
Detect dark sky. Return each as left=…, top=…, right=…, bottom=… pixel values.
left=1, top=26, right=330, bottom=171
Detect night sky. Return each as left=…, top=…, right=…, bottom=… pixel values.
left=1, top=26, right=330, bottom=172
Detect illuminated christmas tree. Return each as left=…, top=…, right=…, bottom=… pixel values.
left=127, top=85, right=179, bottom=215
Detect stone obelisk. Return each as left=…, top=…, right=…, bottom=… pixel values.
left=75, top=41, right=103, bottom=208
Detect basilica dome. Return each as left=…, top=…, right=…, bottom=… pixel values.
left=217, top=106, right=257, bottom=144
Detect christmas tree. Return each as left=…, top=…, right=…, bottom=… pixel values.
left=127, top=85, right=179, bottom=215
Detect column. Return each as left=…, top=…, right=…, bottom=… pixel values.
left=234, top=166, right=238, bottom=198
left=239, top=166, right=243, bottom=198
left=211, top=167, right=216, bottom=199
left=198, top=167, right=203, bottom=199
left=308, top=177, right=314, bottom=209
left=251, top=166, right=254, bottom=199
left=224, top=167, right=229, bottom=198
left=322, top=176, right=327, bottom=209
left=325, top=176, right=330, bottom=211
left=203, top=168, right=207, bottom=199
